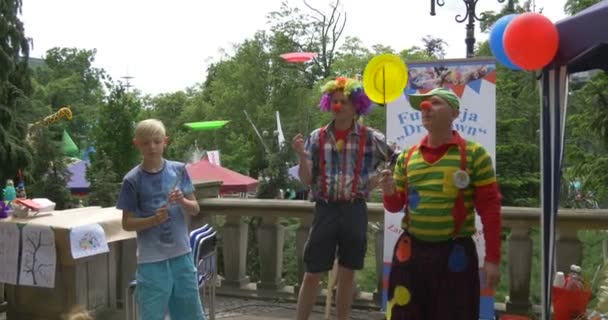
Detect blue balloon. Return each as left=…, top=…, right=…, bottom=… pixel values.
left=489, top=14, right=521, bottom=70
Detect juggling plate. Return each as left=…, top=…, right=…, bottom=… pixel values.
left=363, top=54, right=408, bottom=104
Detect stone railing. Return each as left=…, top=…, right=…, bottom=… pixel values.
left=502, top=207, right=608, bottom=314
left=194, top=183, right=608, bottom=314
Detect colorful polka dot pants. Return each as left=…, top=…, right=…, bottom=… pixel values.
left=386, top=231, right=480, bottom=320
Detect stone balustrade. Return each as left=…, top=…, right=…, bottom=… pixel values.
left=196, top=191, right=608, bottom=315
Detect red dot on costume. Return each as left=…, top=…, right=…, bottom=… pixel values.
left=396, top=236, right=411, bottom=262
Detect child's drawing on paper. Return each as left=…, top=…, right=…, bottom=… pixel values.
left=19, top=224, right=56, bottom=288
left=70, top=224, right=109, bottom=259
left=0, top=223, right=20, bottom=284
left=79, top=232, right=102, bottom=250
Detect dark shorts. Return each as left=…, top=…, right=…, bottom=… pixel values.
left=386, top=231, right=480, bottom=320
left=303, top=199, right=368, bottom=273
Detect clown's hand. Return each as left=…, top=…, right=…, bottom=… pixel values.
left=379, top=169, right=396, bottom=196
left=292, top=134, right=307, bottom=158
left=483, top=262, right=500, bottom=289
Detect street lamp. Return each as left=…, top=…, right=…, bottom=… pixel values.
left=430, top=0, right=514, bottom=58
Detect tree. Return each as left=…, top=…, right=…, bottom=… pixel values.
left=422, top=35, right=448, bottom=60
left=303, top=0, right=346, bottom=78
left=268, top=0, right=347, bottom=79
left=330, top=36, right=370, bottom=77
left=201, top=33, right=273, bottom=175
left=31, top=48, right=106, bottom=151
left=27, top=126, right=73, bottom=210
left=563, top=72, right=608, bottom=202
left=475, top=3, right=541, bottom=206
left=564, top=0, right=603, bottom=15
left=90, top=84, right=141, bottom=181
left=0, top=0, right=33, bottom=184
left=256, top=140, right=295, bottom=199
left=86, top=151, right=119, bottom=207
left=479, top=0, right=534, bottom=32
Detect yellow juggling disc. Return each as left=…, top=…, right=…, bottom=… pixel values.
left=362, top=54, right=408, bottom=105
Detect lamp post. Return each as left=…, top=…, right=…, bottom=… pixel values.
left=430, top=0, right=514, bottom=58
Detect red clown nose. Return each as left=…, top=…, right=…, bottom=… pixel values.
left=420, top=101, right=432, bottom=112
left=332, top=103, right=343, bottom=112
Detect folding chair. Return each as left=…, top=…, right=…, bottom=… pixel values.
left=190, top=224, right=210, bottom=248
left=125, top=280, right=138, bottom=320
left=195, top=229, right=218, bottom=320
left=192, top=228, right=214, bottom=262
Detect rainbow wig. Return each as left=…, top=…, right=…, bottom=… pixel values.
left=318, top=77, right=372, bottom=115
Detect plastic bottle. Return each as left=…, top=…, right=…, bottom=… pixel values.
left=553, top=271, right=566, bottom=288
left=565, top=264, right=584, bottom=291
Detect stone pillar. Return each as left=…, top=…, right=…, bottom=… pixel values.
left=0, top=283, right=5, bottom=312
left=506, top=225, right=533, bottom=314
left=192, top=180, right=222, bottom=229
left=295, top=215, right=312, bottom=295
left=221, top=215, right=250, bottom=288
left=373, top=226, right=384, bottom=304
left=256, top=216, right=285, bottom=290
left=556, top=227, right=582, bottom=274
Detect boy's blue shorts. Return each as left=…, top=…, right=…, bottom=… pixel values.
left=136, top=253, right=206, bottom=320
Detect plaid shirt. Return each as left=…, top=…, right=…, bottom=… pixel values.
left=305, top=121, right=390, bottom=201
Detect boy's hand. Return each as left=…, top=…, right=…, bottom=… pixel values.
left=168, top=189, right=184, bottom=204
left=154, top=206, right=169, bottom=225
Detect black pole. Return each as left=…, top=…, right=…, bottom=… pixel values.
left=430, top=0, right=511, bottom=58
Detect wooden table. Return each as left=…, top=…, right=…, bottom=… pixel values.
left=0, top=206, right=136, bottom=320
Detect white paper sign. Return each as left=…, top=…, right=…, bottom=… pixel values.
left=70, top=224, right=109, bottom=259
left=19, top=224, right=56, bottom=288
left=206, top=150, right=221, bottom=166
left=382, top=210, right=404, bottom=262
left=0, top=223, right=20, bottom=284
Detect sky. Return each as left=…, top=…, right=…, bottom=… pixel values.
left=20, top=0, right=568, bottom=96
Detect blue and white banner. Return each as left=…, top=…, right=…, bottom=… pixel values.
left=383, top=58, right=497, bottom=319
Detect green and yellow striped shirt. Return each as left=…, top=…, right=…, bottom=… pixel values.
left=393, top=139, right=496, bottom=242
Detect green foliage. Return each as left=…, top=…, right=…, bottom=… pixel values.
left=13, top=0, right=608, bottom=312
left=0, top=0, right=33, bottom=184
left=27, top=126, right=73, bottom=209
left=563, top=73, right=608, bottom=202
left=256, top=141, right=296, bottom=199
left=493, top=69, right=541, bottom=206
left=564, top=0, right=603, bottom=14
left=31, top=47, right=105, bottom=150
left=91, top=84, right=141, bottom=180
left=475, top=6, right=541, bottom=207
left=86, top=151, right=119, bottom=207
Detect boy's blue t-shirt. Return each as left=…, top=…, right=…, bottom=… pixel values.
left=116, top=159, right=195, bottom=264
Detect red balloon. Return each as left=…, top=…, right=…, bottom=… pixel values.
left=503, top=12, right=559, bottom=71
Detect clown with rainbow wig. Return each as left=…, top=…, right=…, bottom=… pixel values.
left=291, top=77, right=394, bottom=320
left=318, top=77, right=373, bottom=116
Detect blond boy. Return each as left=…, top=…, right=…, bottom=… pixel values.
left=117, top=119, right=205, bottom=320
